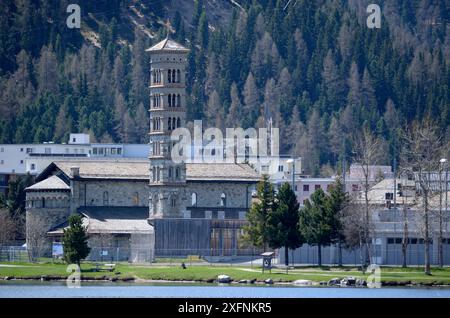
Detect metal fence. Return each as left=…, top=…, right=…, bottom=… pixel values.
left=0, top=246, right=29, bottom=262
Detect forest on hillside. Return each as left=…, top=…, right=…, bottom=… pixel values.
left=0, top=0, right=448, bottom=176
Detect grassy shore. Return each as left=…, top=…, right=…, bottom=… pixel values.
left=1, top=261, right=450, bottom=285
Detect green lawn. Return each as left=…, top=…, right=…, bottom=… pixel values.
left=1, top=262, right=450, bottom=284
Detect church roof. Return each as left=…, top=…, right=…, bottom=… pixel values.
left=37, top=160, right=260, bottom=183
left=145, top=38, right=189, bottom=53
left=26, top=175, right=70, bottom=191
left=47, top=207, right=153, bottom=235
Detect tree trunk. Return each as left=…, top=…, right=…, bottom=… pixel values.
left=424, top=195, right=431, bottom=275
left=338, top=242, right=343, bottom=267
left=402, top=205, right=408, bottom=268
left=318, top=245, right=322, bottom=267
left=284, top=246, right=289, bottom=267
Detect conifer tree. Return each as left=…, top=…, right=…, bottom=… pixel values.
left=63, top=214, right=91, bottom=266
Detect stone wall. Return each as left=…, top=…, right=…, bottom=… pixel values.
left=25, top=191, right=71, bottom=258
left=187, top=182, right=252, bottom=209
left=73, top=180, right=148, bottom=208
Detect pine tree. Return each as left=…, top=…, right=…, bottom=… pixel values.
left=267, top=182, right=303, bottom=266
left=299, top=188, right=333, bottom=267
left=62, top=214, right=91, bottom=266
left=243, top=175, right=275, bottom=250
left=226, top=82, right=241, bottom=128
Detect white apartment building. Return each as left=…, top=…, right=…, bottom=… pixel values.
left=0, top=134, right=149, bottom=194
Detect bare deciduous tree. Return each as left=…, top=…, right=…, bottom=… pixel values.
left=351, top=127, right=382, bottom=267
left=400, top=119, right=448, bottom=275
left=0, top=209, right=15, bottom=248
left=26, top=213, right=49, bottom=262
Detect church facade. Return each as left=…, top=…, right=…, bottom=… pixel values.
left=25, top=38, right=260, bottom=262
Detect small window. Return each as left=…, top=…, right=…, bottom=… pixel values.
left=315, top=185, right=321, bottom=190
left=220, top=193, right=226, bottom=207
left=395, top=238, right=402, bottom=244
left=385, top=192, right=394, bottom=200
left=278, top=165, right=284, bottom=172
left=0, top=147, right=3, bottom=152
left=191, top=193, right=197, bottom=206
left=387, top=238, right=394, bottom=244
left=20, top=148, right=24, bottom=152
left=352, top=184, right=359, bottom=191
left=20, top=160, right=23, bottom=164
left=31, top=164, right=35, bottom=170
left=103, top=191, right=109, bottom=205
left=303, top=185, right=309, bottom=192
left=0, top=160, right=4, bottom=164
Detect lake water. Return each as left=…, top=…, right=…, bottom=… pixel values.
left=1, top=281, right=450, bottom=298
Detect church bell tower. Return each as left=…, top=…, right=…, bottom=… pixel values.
left=146, top=37, right=189, bottom=219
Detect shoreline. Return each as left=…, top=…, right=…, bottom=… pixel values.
left=2, top=276, right=450, bottom=288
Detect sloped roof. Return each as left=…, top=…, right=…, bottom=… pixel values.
left=37, top=160, right=260, bottom=182
left=187, top=163, right=260, bottom=182
left=48, top=207, right=153, bottom=235
left=26, top=175, right=70, bottom=191
left=146, top=38, right=189, bottom=52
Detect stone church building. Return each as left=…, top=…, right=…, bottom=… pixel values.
left=25, top=38, right=260, bottom=262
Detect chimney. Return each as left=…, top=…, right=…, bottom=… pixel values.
left=70, top=166, right=80, bottom=178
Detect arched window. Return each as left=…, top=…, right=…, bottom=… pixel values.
left=177, top=69, right=181, bottom=83
left=168, top=94, right=171, bottom=107
left=152, top=70, right=156, bottom=83
left=168, top=69, right=172, bottom=83
left=172, top=117, right=176, bottom=130
left=152, top=194, right=158, bottom=215
left=168, top=117, right=172, bottom=131
left=191, top=193, right=197, bottom=206
left=176, top=167, right=180, bottom=179
left=177, top=117, right=181, bottom=128
left=170, top=195, right=177, bottom=207
left=152, top=166, right=156, bottom=182
left=156, top=167, right=160, bottom=181
left=171, top=69, right=176, bottom=83
left=220, top=193, right=226, bottom=207
left=168, top=167, right=173, bottom=178
left=172, top=94, right=176, bottom=107
left=177, top=94, right=181, bottom=107
left=103, top=191, right=109, bottom=206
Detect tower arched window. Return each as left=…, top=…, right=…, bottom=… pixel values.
left=168, top=69, right=172, bottom=83
left=172, top=117, right=176, bottom=130
left=177, top=69, right=181, bottom=83
left=152, top=166, right=156, bottom=182
left=220, top=193, right=226, bottom=207
left=191, top=193, right=197, bottom=206
left=171, top=69, right=176, bottom=83
left=170, top=195, right=177, bottom=207
left=177, top=117, right=181, bottom=128
left=103, top=191, right=109, bottom=206
left=168, top=94, right=172, bottom=107
left=156, top=167, right=160, bottom=181
left=168, top=117, right=172, bottom=131
left=177, top=94, right=181, bottom=107
left=172, top=94, right=176, bottom=107
left=152, top=70, right=156, bottom=84
left=168, top=167, right=173, bottom=179
left=176, top=167, right=180, bottom=179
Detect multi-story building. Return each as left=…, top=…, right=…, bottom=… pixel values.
left=0, top=134, right=150, bottom=195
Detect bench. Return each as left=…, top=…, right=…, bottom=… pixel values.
left=94, top=263, right=116, bottom=272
